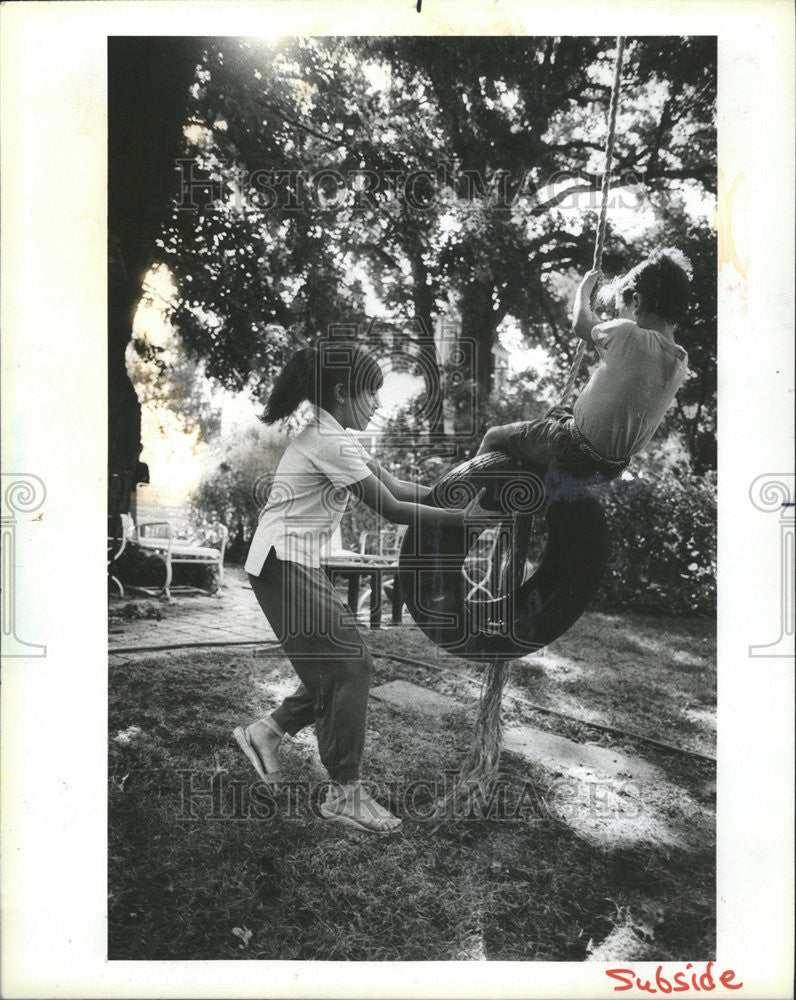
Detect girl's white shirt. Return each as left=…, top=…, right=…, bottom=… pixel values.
left=244, top=406, right=373, bottom=573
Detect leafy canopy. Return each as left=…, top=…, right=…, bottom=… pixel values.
left=159, top=35, right=715, bottom=461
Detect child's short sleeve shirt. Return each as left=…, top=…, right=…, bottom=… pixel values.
left=245, top=407, right=373, bottom=572
left=573, top=318, right=688, bottom=460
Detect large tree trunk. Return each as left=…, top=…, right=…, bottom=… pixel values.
left=408, top=238, right=444, bottom=434
left=458, top=279, right=498, bottom=444
left=108, top=273, right=145, bottom=519
left=107, top=38, right=204, bottom=520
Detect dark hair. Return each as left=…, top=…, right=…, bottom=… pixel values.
left=262, top=342, right=384, bottom=424
left=599, top=247, right=692, bottom=325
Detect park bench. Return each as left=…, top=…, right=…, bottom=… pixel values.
left=322, top=526, right=406, bottom=628
left=120, top=483, right=228, bottom=599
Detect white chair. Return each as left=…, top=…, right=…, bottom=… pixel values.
left=124, top=485, right=228, bottom=598
left=321, top=525, right=407, bottom=626
left=352, top=527, right=406, bottom=617
left=108, top=515, right=129, bottom=596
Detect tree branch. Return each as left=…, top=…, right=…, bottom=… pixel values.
left=529, top=177, right=625, bottom=214
left=528, top=161, right=715, bottom=215
left=260, top=98, right=347, bottom=149
left=544, top=140, right=606, bottom=153
left=645, top=96, right=674, bottom=178
left=358, top=240, right=402, bottom=270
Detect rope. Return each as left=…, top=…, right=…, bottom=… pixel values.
left=434, top=661, right=509, bottom=817
left=560, top=36, right=626, bottom=405
left=441, top=36, right=627, bottom=807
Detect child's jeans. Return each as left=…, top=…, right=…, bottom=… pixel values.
left=502, top=405, right=629, bottom=480
left=248, top=548, right=373, bottom=784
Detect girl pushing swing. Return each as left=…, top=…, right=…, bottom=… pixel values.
left=235, top=342, right=499, bottom=834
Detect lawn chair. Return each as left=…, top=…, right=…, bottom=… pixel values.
left=353, top=527, right=406, bottom=619
left=108, top=514, right=128, bottom=596
left=123, top=484, right=228, bottom=598
left=358, top=527, right=406, bottom=563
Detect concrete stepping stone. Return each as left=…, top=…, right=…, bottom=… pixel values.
left=370, top=679, right=657, bottom=782
left=370, top=679, right=698, bottom=849
left=371, top=679, right=461, bottom=717
left=502, top=724, right=659, bottom=784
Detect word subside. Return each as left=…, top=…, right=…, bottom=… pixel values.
left=606, top=962, right=742, bottom=993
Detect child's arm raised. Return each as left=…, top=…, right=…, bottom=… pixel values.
left=572, top=269, right=603, bottom=341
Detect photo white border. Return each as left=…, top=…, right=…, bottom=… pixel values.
left=1, top=1, right=793, bottom=997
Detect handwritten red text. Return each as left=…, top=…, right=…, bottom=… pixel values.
left=606, top=962, right=743, bottom=994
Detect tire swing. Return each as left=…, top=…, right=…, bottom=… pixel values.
left=398, top=36, right=626, bottom=809
left=398, top=451, right=610, bottom=661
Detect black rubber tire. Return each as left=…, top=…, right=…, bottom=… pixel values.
left=398, top=450, right=610, bottom=662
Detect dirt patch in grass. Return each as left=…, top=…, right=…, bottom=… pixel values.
left=109, top=616, right=715, bottom=962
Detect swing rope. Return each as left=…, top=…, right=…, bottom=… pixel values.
left=560, top=35, right=626, bottom=405
left=436, top=37, right=627, bottom=817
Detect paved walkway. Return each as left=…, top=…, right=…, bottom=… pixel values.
left=109, top=566, right=276, bottom=650
left=108, top=565, right=408, bottom=651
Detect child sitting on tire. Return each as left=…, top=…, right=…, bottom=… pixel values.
left=477, top=248, right=691, bottom=481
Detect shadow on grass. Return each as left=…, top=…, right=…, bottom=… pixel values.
left=109, top=644, right=714, bottom=962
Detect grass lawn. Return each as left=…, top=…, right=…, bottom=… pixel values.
left=109, top=609, right=715, bottom=962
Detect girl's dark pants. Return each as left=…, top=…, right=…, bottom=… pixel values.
left=248, top=548, right=372, bottom=784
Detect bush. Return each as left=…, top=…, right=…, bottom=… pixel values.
left=191, top=423, right=287, bottom=562
left=594, top=471, right=716, bottom=617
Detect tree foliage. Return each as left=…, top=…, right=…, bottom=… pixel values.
left=191, top=423, right=287, bottom=562
left=153, top=35, right=716, bottom=465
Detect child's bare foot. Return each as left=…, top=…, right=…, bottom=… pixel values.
left=320, top=781, right=402, bottom=834
left=232, top=718, right=283, bottom=785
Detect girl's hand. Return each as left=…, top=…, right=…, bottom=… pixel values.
left=463, top=487, right=507, bottom=523
left=579, top=268, right=603, bottom=292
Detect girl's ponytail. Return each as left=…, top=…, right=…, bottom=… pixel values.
left=261, top=348, right=317, bottom=424
left=261, top=341, right=383, bottom=424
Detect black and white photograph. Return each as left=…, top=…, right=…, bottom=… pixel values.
left=106, top=31, right=719, bottom=964
left=1, top=1, right=793, bottom=997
